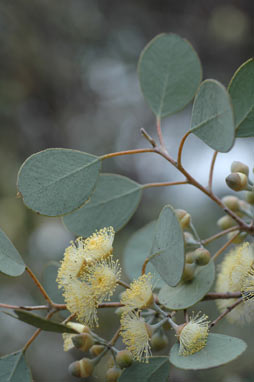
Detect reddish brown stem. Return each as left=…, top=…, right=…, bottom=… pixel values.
left=208, top=151, right=218, bottom=191
left=98, top=302, right=124, bottom=308
left=209, top=298, right=243, bottom=328
left=212, top=231, right=240, bottom=261
left=26, top=266, right=52, bottom=305
left=201, top=226, right=240, bottom=245
left=203, top=292, right=241, bottom=300
left=109, top=327, right=121, bottom=346
left=177, top=130, right=192, bottom=168
left=23, top=311, right=55, bottom=353
left=101, top=148, right=155, bottom=160
left=143, top=180, right=189, bottom=189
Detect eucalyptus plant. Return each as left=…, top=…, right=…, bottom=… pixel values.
left=1, top=33, right=254, bottom=381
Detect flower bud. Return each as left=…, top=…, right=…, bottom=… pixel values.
left=106, top=366, right=122, bottom=381
left=183, top=232, right=199, bottom=250
left=217, top=215, right=236, bottom=230
left=89, top=344, right=105, bottom=356
left=227, top=231, right=247, bottom=244
left=175, top=209, right=191, bottom=229
left=67, top=322, right=90, bottom=334
left=151, top=331, right=168, bottom=351
left=246, top=191, right=254, bottom=205
left=193, top=248, right=211, bottom=266
left=238, top=200, right=251, bottom=215
left=231, top=161, right=249, bottom=176
left=226, top=172, right=248, bottom=191
left=116, top=349, right=133, bottom=369
left=72, top=333, right=94, bottom=352
left=68, top=358, right=94, bottom=378
left=182, top=263, right=195, bottom=282
left=221, top=196, right=240, bottom=211
left=185, top=252, right=196, bottom=264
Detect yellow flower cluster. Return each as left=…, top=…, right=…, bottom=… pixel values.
left=177, top=313, right=209, bottom=356
left=57, top=227, right=120, bottom=327
left=216, top=242, right=254, bottom=324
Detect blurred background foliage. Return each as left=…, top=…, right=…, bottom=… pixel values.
left=0, top=0, right=253, bottom=381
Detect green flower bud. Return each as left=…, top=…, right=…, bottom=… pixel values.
left=68, top=358, right=94, bottom=378
left=182, top=263, right=195, bottom=282
left=193, top=248, right=211, bottom=266
left=185, top=252, right=196, bottom=264
left=183, top=232, right=199, bottom=250
left=221, top=195, right=240, bottom=211
left=227, top=231, right=247, bottom=244
left=106, top=366, right=122, bottom=381
left=116, top=349, right=133, bottom=369
left=72, top=333, right=94, bottom=352
left=231, top=161, right=249, bottom=176
left=226, top=172, right=248, bottom=191
left=217, top=215, right=236, bottom=230
left=175, top=209, right=191, bottom=229
left=246, top=191, right=254, bottom=205
left=151, top=331, right=168, bottom=351
left=67, top=322, right=90, bottom=334
left=89, top=344, right=105, bottom=356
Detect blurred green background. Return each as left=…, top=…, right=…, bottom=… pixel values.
left=0, top=0, right=253, bottom=381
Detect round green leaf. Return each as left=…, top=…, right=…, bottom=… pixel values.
left=123, top=221, right=165, bottom=287
left=150, top=205, right=184, bottom=287
left=158, top=260, right=215, bottom=310
left=138, top=33, right=202, bottom=118
left=11, top=309, right=77, bottom=334
left=228, top=58, right=254, bottom=137
left=63, top=174, right=142, bottom=236
left=0, top=229, right=25, bottom=277
left=0, top=351, right=32, bottom=382
left=191, top=79, right=235, bottom=152
left=119, top=357, right=170, bottom=382
left=17, top=148, right=101, bottom=216
left=169, top=334, right=247, bottom=370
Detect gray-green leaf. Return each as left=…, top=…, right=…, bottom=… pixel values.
left=150, top=205, right=184, bottom=287
left=138, top=33, right=202, bottom=118
left=119, top=357, right=170, bottom=382
left=63, top=174, right=142, bottom=236
left=169, top=334, right=247, bottom=370
left=17, top=148, right=101, bottom=216
left=0, top=351, right=32, bottom=382
left=158, top=260, right=215, bottom=310
left=10, top=310, right=77, bottom=333
left=0, top=229, right=25, bottom=277
left=191, top=79, right=235, bottom=152
left=228, top=58, right=254, bottom=137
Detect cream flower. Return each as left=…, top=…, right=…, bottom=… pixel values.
left=57, top=227, right=115, bottom=288
left=60, top=257, right=121, bottom=327
left=178, top=313, right=209, bottom=356
left=120, top=273, right=154, bottom=313
left=241, top=265, right=254, bottom=301
left=215, top=243, right=254, bottom=324
left=120, top=311, right=152, bottom=362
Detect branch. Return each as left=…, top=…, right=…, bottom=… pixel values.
left=212, top=231, right=240, bottom=261
left=177, top=130, right=192, bottom=168
left=26, top=266, right=52, bottom=305
left=201, top=226, right=240, bottom=245
left=203, top=292, right=241, bottom=300
left=208, top=151, right=218, bottom=191
left=142, top=180, right=189, bottom=189
left=209, top=298, right=243, bottom=328
left=100, top=148, right=155, bottom=160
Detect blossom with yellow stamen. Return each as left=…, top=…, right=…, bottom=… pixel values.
left=120, top=311, right=152, bottom=362
left=241, top=265, right=254, bottom=301
left=215, top=242, right=254, bottom=324
left=56, top=227, right=115, bottom=287
left=177, top=313, right=209, bottom=356
left=120, top=273, right=154, bottom=313
left=60, top=257, right=121, bottom=327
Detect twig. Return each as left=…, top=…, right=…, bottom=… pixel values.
left=142, top=180, right=189, bottom=189
left=98, top=302, right=123, bottom=309
left=201, top=226, right=240, bottom=245
left=117, top=280, right=130, bottom=289
left=208, top=151, right=218, bottom=191
left=212, top=231, right=240, bottom=261
left=109, top=327, right=121, bottom=346
left=140, top=128, right=156, bottom=147
left=156, top=117, right=166, bottom=150
left=203, top=292, right=241, bottom=300
left=0, top=303, right=49, bottom=311
left=26, top=266, right=52, bottom=305
left=177, top=130, right=192, bottom=168
left=100, top=148, right=155, bottom=160
left=209, top=298, right=243, bottom=328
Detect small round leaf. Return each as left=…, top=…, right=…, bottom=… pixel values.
left=17, top=148, right=101, bottom=216
left=228, top=58, right=254, bottom=137
left=191, top=79, right=235, bottom=152
left=150, top=205, right=184, bottom=286
left=63, top=174, right=142, bottom=236
left=138, top=33, right=202, bottom=118
left=170, top=334, right=247, bottom=370
left=119, top=356, right=170, bottom=382
left=0, top=351, right=32, bottom=382
left=158, top=260, right=215, bottom=310
left=0, top=229, right=25, bottom=277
